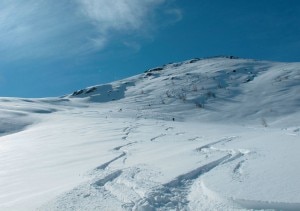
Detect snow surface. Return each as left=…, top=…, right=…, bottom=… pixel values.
left=0, top=57, right=300, bottom=210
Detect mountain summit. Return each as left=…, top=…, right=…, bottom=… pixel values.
left=69, top=56, right=300, bottom=126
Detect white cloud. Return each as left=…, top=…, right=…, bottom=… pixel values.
left=0, top=1, right=88, bottom=61
left=76, top=0, right=167, bottom=50
left=0, top=0, right=181, bottom=61
left=77, top=0, right=165, bottom=32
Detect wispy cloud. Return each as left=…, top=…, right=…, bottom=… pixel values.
left=0, top=0, right=181, bottom=61
left=76, top=0, right=167, bottom=49
left=0, top=1, right=87, bottom=61
left=78, top=0, right=165, bottom=31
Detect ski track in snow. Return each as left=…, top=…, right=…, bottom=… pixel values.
left=129, top=135, right=251, bottom=211
left=38, top=112, right=282, bottom=211
left=150, top=134, right=166, bottom=141
left=93, top=170, right=123, bottom=187
left=96, top=152, right=126, bottom=170
left=195, top=136, right=237, bottom=152
left=44, top=119, right=252, bottom=211
left=113, top=142, right=136, bottom=151
left=131, top=154, right=234, bottom=211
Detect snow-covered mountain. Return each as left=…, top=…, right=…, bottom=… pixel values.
left=0, top=57, right=300, bottom=210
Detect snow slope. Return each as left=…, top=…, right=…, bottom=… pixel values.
left=0, top=56, right=299, bottom=210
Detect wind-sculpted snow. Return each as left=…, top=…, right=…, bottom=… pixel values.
left=0, top=111, right=30, bottom=136
left=1, top=57, right=300, bottom=210
left=0, top=98, right=68, bottom=136
left=69, top=82, right=135, bottom=103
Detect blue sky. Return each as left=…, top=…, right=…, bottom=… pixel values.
left=0, top=0, right=299, bottom=97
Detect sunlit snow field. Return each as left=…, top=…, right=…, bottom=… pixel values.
left=0, top=57, right=300, bottom=210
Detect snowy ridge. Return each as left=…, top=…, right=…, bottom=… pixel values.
left=0, top=57, right=300, bottom=210
left=69, top=57, right=300, bottom=125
